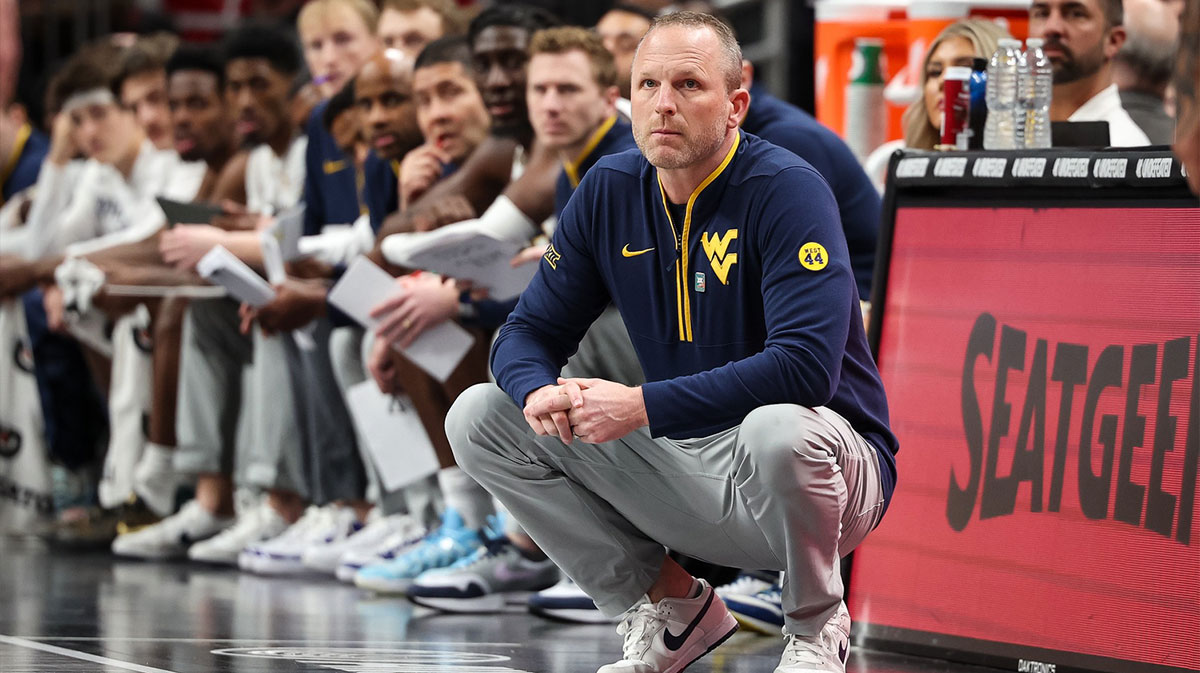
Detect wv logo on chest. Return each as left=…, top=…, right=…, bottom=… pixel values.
left=700, top=229, right=738, bottom=285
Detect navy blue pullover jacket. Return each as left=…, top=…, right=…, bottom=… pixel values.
left=303, top=101, right=362, bottom=236
left=743, top=84, right=881, bottom=299
left=492, top=131, right=898, bottom=504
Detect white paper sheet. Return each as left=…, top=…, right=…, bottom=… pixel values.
left=196, top=245, right=276, bottom=308
left=344, top=384, right=439, bottom=491
left=381, top=220, right=538, bottom=300
left=327, top=256, right=475, bottom=383
left=266, top=204, right=305, bottom=261
left=259, top=234, right=287, bottom=285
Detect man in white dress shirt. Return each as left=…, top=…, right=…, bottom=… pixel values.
left=1029, top=0, right=1151, bottom=146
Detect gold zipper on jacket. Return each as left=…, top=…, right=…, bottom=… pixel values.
left=654, top=133, right=740, bottom=342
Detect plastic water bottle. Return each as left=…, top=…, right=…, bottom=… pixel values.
left=1015, top=47, right=1029, bottom=146
left=983, top=38, right=1022, bottom=149
left=1021, top=38, right=1053, bottom=148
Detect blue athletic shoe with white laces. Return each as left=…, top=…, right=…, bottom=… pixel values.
left=723, top=579, right=785, bottom=635
left=353, top=508, right=482, bottom=594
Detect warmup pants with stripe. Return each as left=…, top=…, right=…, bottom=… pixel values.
left=447, top=383, right=885, bottom=636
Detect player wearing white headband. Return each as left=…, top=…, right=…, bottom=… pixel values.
left=8, top=47, right=202, bottom=263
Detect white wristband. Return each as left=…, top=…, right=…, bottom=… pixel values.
left=476, top=194, right=538, bottom=244
left=380, top=195, right=538, bottom=267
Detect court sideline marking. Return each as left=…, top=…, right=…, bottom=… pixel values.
left=0, top=634, right=180, bottom=673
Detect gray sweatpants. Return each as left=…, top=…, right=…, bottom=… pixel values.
left=447, top=383, right=885, bottom=635
left=174, top=298, right=306, bottom=496
left=494, top=307, right=643, bottom=541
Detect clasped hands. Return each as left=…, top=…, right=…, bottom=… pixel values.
left=523, top=377, right=648, bottom=445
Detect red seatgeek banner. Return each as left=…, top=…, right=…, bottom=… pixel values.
left=850, top=207, right=1200, bottom=671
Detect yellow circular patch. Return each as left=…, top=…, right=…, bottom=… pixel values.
left=799, top=243, right=829, bottom=271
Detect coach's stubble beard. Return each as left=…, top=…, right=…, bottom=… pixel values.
left=635, top=114, right=728, bottom=171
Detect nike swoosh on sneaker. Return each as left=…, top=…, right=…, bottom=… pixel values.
left=838, top=641, right=848, bottom=663
left=662, top=589, right=714, bottom=652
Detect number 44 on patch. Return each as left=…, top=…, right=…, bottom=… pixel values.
left=799, top=242, right=828, bottom=271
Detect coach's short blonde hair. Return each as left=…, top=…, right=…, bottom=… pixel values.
left=637, top=11, right=742, bottom=92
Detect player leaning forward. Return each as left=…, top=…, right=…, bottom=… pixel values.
left=446, top=12, right=898, bottom=673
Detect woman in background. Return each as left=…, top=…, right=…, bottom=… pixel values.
left=864, top=19, right=1010, bottom=189
left=902, top=19, right=1011, bottom=149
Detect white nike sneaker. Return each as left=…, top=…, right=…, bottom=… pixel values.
left=334, top=514, right=427, bottom=583
left=773, top=602, right=851, bottom=673
left=240, top=504, right=358, bottom=575
left=597, top=579, right=738, bottom=673
left=111, top=500, right=232, bottom=560
left=302, top=510, right=407, bottom=575
left=187, top=497, right=289, bottom=566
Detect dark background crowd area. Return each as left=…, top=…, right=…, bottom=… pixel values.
left=13, top=0, right=817, bottom=140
